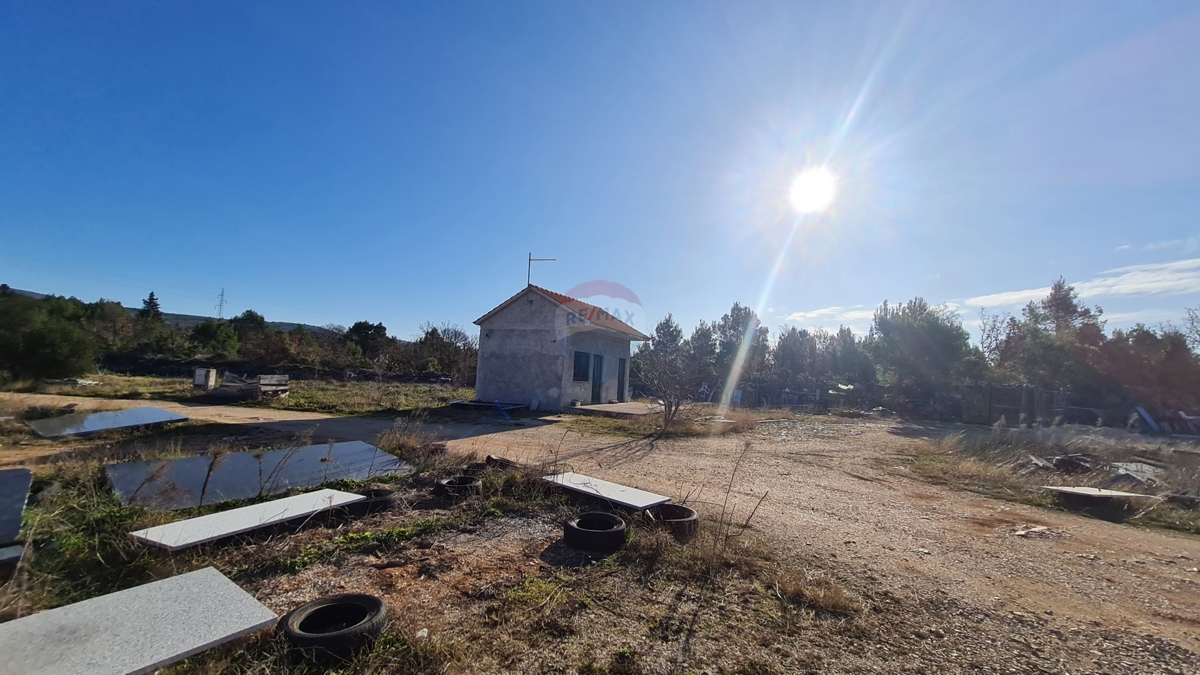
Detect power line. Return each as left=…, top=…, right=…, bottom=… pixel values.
left=215, top=288, right=227, bottom=319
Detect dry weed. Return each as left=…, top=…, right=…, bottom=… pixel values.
left=775, top=569, right=863, bottom=615
left=376, top=415, right=451, bottom=470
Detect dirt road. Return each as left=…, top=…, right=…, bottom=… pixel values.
left=445, top=415, right=1200, bottom=659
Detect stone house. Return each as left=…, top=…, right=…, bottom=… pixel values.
left=473, top=285, right=650, bottom=410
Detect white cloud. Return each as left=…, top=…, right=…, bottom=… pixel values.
left=784, top=306, right=875, bottom=332
left=963, top=287, right=1051, bottom=308
left=1143, top=239, right=1182, bottom=252
left=1113, top=236, right=1200, bottom=253
left=1076, top=258, right=1200, bottom=298
left=963, top=257, right=1200, bottom=309
left=1102, top=308, right=1180, bottom=326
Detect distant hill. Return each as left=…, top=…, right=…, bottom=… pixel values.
left=2, top=285, right=335, bottom=335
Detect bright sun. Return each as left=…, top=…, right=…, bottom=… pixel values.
left=789, top=167, right=837, bottom=214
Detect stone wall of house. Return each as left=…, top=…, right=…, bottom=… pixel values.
left=475, top=288, right=634, bottom=410
left=561, top=329, right=631, bottom=406
left=475, top=290, right=566, bottom=408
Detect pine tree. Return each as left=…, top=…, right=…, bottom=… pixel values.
left=140, top=291, right=163, bottom=322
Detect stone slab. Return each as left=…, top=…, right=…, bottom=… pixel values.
left=26, top=406, right=188, bottom=438
left=0, top=468, right=32, bottom=544
left=1040, top=485, right=1157, bottom=500
left=129, top=489, right=365, bottom=551
left=106, top=440, right=412, bottom=510
left=0, top=566, right=276, bottom=675
left=566, top=402, right=660, bottom=419
left=543, top=472, right=670, bottom=510
left=0, top=545, right=22, bottom=566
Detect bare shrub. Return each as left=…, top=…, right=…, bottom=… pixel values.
left=376, top=414, right=449, bottom=470
left=775, top=569, right=863, bottom=615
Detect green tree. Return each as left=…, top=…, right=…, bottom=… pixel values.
left=191, top=319, right=240, bottom=359
left=867, top=298, right=973, bottom=394
left=230, top=310, right=268, bottom=338
left=289, top=326, right=321, bottom=368
left=633, top=315, right=695, bottom=434
left=83, top=300, right=135, bottom=352
left=0, top=293, right=97, bottom=380
left=714, top=303, right=769, bottom=398
left=981, top=279, right=1110, bottom=401
left=139, top=291, right=164, bottom=322
left=684, top=321, right=718, bottom=391
left=346, top=321, right=390, bottom=361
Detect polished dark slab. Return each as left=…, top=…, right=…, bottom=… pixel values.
left=106, top=441, right=413, bottom=510
left=0, top=468, right=33, bottom=544
left=26, top=407, right=189, bottom=438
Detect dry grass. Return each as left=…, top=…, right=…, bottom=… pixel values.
left=5, top=373, right=475, bottom=417
left=564, top=406, right=793, bottom=439
left=775, top=569, right=863, bottom=616
left=263, top=380, right=474, bottom=415
left=13, top=374, right=194, bottom=400
left=375, top=415, right=441, bottom=465
left=161, top=617, right=468, bottom=675
left=899, top=428, right=1200, bottom=534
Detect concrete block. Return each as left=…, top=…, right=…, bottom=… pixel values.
left=0, top=567, right=276, bottom=675
left=129, top=489, right=365, bottom=551
left=543, top=472, right=670, bottom=510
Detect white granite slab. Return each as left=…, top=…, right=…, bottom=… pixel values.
left=0, top=567, right=276, bottom=675
left=130, top=489, right=365, bottom=551
left=543, top=472, right=670, bottom=510
left=1040, top=485, right=1157, bottom=500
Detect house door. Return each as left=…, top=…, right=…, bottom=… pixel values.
left=617, top=358, right=627, bottom=403
left=591, top=354, right=604, bottom=404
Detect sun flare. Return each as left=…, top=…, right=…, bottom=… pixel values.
left=789, top=167, right=837, bottom=214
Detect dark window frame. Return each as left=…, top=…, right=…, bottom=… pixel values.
left=573, top=351, right=591, bottom=381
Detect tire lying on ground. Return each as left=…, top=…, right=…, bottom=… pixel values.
left=352, top=488, right=396, bottom=514
left=652, top=504, right=699, bottom=541
left=564, top=511, right=627, bottom=552
left=282, top=593, right=387, bottom=657
left=434, top=475, right=482, bottom=498
left=485, top=454, right=520, bottom=469
left=462, top=461, right=490, bottom=476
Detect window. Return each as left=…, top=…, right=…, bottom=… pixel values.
left=573, top=351, right=591, bottom=381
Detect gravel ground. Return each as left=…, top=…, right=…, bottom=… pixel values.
left=444, top=414, right=1200, bottom=672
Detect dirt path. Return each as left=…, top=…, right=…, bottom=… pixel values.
left=0, top=391, right=554, bottom=446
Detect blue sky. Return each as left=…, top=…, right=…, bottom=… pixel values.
left=3, top=1, right=1199, bottom=340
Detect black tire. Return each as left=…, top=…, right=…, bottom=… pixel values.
left=485, top=455, right=520, bottom=469
left=434, top=475, right=482, bottom=498
left=462, top=461, right=490, bottom=476
left=283, top=593, right=387, bottom=657
left=353, top=488, right=396, bottom=514
left=652, top=504, right=699, bottom=541
left=564, top=511, right=627, bottom=552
